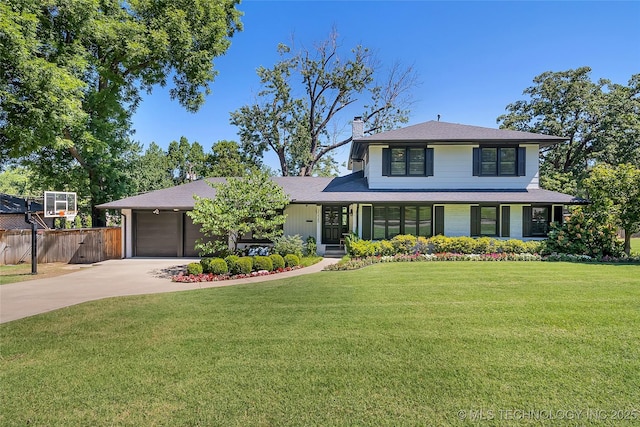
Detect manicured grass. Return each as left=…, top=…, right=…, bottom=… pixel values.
left=1, top=263, right=639, bottom=425
left=0, top=262, right=78, bottom=285
left=631, top=237, right=640, bottom=255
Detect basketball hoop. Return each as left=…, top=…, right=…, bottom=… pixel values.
left=44, top=191, right=77, bottom=218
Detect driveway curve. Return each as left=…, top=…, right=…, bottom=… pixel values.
left=0, top=258, right=338, bottom=324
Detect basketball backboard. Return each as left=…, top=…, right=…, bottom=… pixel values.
left=44, top=191, right=77, bottom=218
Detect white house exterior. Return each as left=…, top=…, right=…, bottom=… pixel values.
left=99, top=120, right=584, bottom=257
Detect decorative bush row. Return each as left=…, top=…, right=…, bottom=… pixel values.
left=201, top=254, right=300, bottom=275
left=345, top=234, right=542, bottom=258
left=325, top=252, right=640, bottom=271
left=177, top=253, right=301, bottom=282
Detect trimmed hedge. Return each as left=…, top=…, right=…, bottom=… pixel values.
left=224, top=255, right=241, bottom=275
left=346, top=235, right=541, bottom=258
left=270, top=254, right=285, bottom=270
left=253, top=255, right=274, bottom=272
left=187, top=262, right=203, bottom=275
left=283, top=254, right=300, bottom=267
left=236, top=257, right=253, bottom=274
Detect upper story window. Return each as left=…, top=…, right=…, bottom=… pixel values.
left=473, top=146, right=526, bottom=177
left=382, top=147, right=434, bottom=177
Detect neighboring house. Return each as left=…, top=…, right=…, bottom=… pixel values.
left=0, top=194, right=53, bottom=230
left=98, top=119, right=585, bottom=257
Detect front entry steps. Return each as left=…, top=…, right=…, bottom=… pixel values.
left=324, top=245, right=346, bottom=258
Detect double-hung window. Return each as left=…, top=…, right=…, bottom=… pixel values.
left=383, top=147, right=434, bottom=177
left=523, top=206, right=552, bottom=237
left=473, top=146, right=526, bottom=176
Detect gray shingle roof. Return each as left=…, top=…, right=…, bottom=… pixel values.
left=355, top=121, right=567, bottom=144
left=1, top=194, right=44, bottom=214
left=98, top=172, right=585, bottom=210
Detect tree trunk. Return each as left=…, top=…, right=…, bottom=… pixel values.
left=624, top=229, right=631, bottom=256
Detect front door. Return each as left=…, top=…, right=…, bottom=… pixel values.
left=322, top=205, right=348, bottom=244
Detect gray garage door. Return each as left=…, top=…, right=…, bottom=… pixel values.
left=134, top=211, right=180, bottom=257
left=133, top=211, right=220, bottom=257
left=184, top=216, right=205, bottom=257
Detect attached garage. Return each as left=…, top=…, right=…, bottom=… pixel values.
left=133, top=210, right=211, bottom=257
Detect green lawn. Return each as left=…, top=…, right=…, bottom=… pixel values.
left=631, top=237, right=640, bottom=255
left=1, top=263, right=639, bottom=426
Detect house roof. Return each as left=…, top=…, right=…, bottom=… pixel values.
left=0, top=194, right=44, bottom=214
left=349, top=120, right=567, bottom=164
left=355, top=121, right=567, bottom=144
left=97, top=172, right=585, bottom=210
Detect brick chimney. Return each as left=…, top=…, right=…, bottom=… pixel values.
left=352, top=116, right=364, bottom=140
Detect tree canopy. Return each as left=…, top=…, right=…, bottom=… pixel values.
left=582, top=163, right=640, bottom=255
left=1, top=0, right=242, bottom=224
left=497, top=67, right=640, bottom=192
left=231, top=30, right=418, bottom=176
left=188, top=171, right=289, bottom=255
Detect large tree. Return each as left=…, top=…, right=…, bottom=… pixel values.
left=188, top=170, right=289, bottom=255
left=1, top=0, right=242, bottom=224
left=582, top=163, right=640, bottom=256
left=497, top=67, right=640, bottom=192
left=231, top=30, right=417, bottom=176
left=208, top=140, right=262, bottom=177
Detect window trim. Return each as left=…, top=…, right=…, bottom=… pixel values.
left=382, top=147, right=434, bottom=177
left=473, top=146, right=526, bottom=177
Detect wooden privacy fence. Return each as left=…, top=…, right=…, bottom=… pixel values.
left=0, top=228, right=121, bottom=265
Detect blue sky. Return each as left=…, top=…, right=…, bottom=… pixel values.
left=131, top=1, right=640, bottom=172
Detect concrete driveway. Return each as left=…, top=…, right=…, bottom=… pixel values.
left=0, top=258, right=337, bottom=324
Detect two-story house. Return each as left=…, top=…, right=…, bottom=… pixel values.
left=99, top=119, right=584, bottom=257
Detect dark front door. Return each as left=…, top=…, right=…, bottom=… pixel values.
left=322, top=205, right=348, bottom=244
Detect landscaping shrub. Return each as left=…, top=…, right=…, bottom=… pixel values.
left=236, top=257, right=254, bottom=274
left=284, top=254, right=300, bottom=267
left=246, top=246, right=271, bottom=256
left=305, top=236, right=317, bottom=256
left=428, top=235, right=449, bottom=253
left=225, top=255, right=241, bottom=275
left=207, top=258, right=228, bottom=275
left=413, top=236, right=430, bottom=254
left=348, top=239, right=377, bottom=257
left=377, top=239, right=395, bottom=256
left=200, top=257, right=212, bottom=273
left=391, top=235, right=417, bottom=254
left=542, top=207, right=624, bottom=257
left=253, top=255, right=274, bottom=272
left=273, top=234, right=304, bottom=258
left=187, top=262, right=203, bottom=275
left=269, top=254, right=285, bottom=270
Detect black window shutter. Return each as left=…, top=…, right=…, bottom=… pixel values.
left=501, top=206, right=510, bottom=237
left=382, top=148, right=390, bottom=176
left=361, top=206, right=372, bottom=240
left=517, top=147, right=526, bottom=176
left=473, top=148, right=481, bottom=176
left=553, top=205, right=563, bottom=225
left=426, top=148, right=434, bottom=176
left=434, top=206, right=445, bottom=236
left=470, top=206, right=480, bottom=236
left=522, top=206, right=532, bottom=237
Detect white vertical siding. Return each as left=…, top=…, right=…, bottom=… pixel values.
left=283, top=204, right=317, bottom=240
left=508, top=205, right=524, bottom=239
left=366, top=144, right=540, bottom=190
left=442, top=204, right=470, bottom=236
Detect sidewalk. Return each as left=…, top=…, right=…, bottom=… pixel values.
left=0, top=258, right=338, bottom=324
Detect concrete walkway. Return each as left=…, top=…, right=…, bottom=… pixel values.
left=0, top=258, right=338, bottom=324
